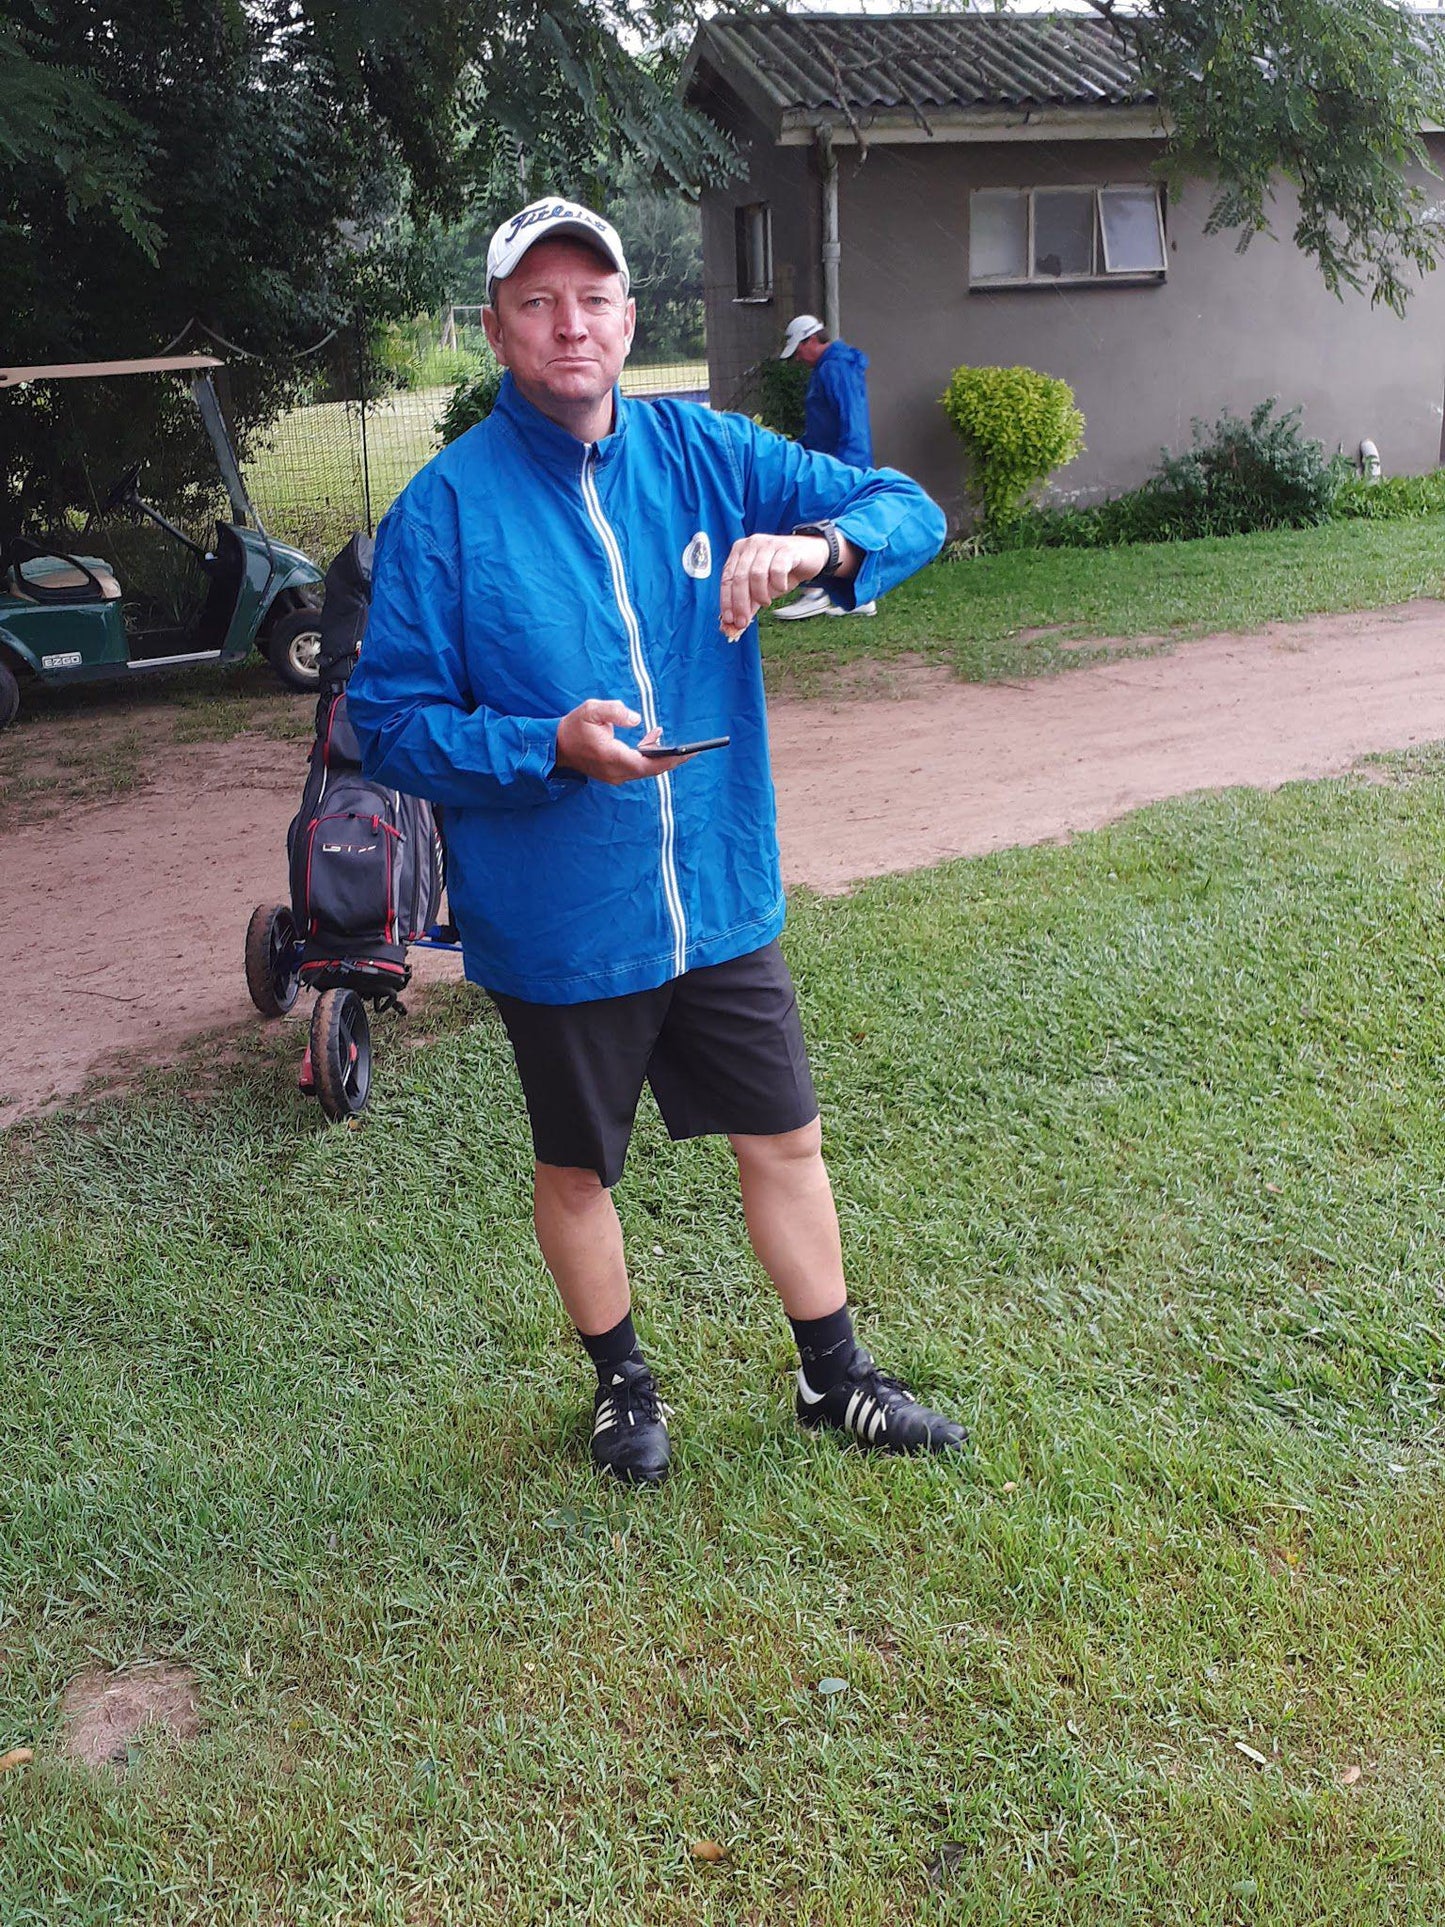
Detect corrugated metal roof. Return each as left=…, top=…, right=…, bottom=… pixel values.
left=692, top=11, right=1153, bottom=121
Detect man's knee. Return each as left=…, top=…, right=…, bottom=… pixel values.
left=730, top=1117, right=823, bottom=1171
left=534, top=1160, right=610, bottom=1211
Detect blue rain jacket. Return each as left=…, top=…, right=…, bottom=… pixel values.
left=346, top=373, right=943, bottom=1004
left=803, top=341, right=873, bottom=469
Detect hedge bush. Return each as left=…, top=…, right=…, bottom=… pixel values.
left=940, top=364, right=1085, bottom=527
left=756, top=358, right=809, bottom=440
left=993, top=398, right=1342, bottom=551
left=1149, top=399, right=1336, bottom=537
left=438, top=355, right=505, bottom=445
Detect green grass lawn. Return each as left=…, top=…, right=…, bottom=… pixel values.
left=762, top=514, right=1445, bottom=688
left=8, top=757, right=1445, bottom=1921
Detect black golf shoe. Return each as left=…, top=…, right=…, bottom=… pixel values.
left=590, top=1357, right=671, bottom=1486
left=796, top=1348, right=967, bottom=1455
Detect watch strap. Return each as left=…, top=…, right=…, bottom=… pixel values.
left=792, top=520, right=842, bottom=577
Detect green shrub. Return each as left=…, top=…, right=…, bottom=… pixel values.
left=1333, top=469, right=1445, bottom=520
left=438, top=356, right=505, bottom=445
left=992, top=398, right=1340, bottom=552
left=940, top=364, right=1085, bottom=526
left=756, top=358, right=809, bottom=440
left=1146, top=399, right=1335, bottom=537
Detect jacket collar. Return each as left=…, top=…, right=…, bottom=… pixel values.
left=493, top=372, right=631, bottom=477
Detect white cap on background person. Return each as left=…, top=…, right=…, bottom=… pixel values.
left=486, top=199, right=630, bottom=304
left=779, top=314, right=826, bottom=360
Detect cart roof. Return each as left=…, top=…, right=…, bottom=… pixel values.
left=0, top=355, right=223, bottom=389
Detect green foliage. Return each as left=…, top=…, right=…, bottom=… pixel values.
left=1334, top=469, right=1445, bottom=520
left=372, top=317, right=488, bottom=395
left=438, top=357, right=506, bottom=445
left=995, top=400, right=1338, bottom=551
left=1103, top=0, right=1445, bottom=313
left=0, top=2, right=737, bottom=532
left=1151, top=399, right=1338, bottom=534
left=756, top=358, right=809, bottom=441
left=940, top=365, right=1086, bottom=527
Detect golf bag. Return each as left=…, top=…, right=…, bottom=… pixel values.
left=286, top=535, right=445, bottom=1000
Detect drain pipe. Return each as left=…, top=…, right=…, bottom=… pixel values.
left=818, top=125, right=841, bottom=336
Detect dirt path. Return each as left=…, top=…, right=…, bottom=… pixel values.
left=6, top=598, right=1445, bottom=1125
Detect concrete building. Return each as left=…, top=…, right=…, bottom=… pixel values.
left=682, top=10, right=1445, bottom=524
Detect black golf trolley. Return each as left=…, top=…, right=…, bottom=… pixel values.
left=242, top=533, right=455, bottom=1120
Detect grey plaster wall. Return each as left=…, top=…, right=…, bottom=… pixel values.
left=833, top=136, right=1445, bottom=521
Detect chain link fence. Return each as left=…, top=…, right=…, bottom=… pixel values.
left=236, top=314, right=709, bottom=564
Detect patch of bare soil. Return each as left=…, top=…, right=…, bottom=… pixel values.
left=4, top=599, right=1445, bottom=1125
left=60, top=1661, right=200, bottom=1769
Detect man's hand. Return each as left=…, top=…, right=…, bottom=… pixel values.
left=554, top=699, right=695, bottom=784
left=719, top=533, right=832, bottom=640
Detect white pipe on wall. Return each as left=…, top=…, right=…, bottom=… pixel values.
left=818, top=126, right=841, bottom=336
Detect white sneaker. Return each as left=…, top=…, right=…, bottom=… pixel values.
left=825, top=600, right=877, bottom=617
left=773, top=585, right=834, bottom=621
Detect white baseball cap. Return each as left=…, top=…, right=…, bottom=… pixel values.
left=780, top=313, right=826, bottom=360
left=486, top=198, right=630, bottom=304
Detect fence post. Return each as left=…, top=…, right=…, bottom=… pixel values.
left=355, top=309, right=374, bottom=536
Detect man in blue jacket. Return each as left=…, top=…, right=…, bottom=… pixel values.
left=348, top=198, right=964, bottom=1485
left=774, top=314, right=878, bottom=622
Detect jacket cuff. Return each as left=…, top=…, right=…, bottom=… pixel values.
left=536, top=719, right=587, bottom=797
left=831, top=522, right=883, bottom=608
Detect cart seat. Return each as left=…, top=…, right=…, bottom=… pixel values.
left=6, top=550, right=121, bottom=604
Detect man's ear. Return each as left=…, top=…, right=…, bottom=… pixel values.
left=622, top=297, right=637, bottom=355
left=482, top=304, right=508, bottom=366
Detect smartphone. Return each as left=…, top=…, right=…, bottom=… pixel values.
left=639, top=735, right=730, bottom=759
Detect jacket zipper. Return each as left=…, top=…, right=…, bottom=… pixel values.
left=579, top=443, right=688, bottom=978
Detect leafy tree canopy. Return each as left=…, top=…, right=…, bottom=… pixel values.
left=0, top=0, right=730, bottom=526
left=1087, top=0, right=1445, bottom=314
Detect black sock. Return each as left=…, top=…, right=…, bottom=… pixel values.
left=578, top=1311, right=643, bottom=1378
left=790, top=1304, right=856, bottom=1394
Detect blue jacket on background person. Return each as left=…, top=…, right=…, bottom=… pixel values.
left=345, top=371, right=943, bottom=1005
left=803, top=342, right=873, bottom=469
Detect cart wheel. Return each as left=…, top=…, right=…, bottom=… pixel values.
left=311, top=988, right=372, bottom=1120
left=244, top=902, right=300, bottom=1016
left=264, top=606, right=323, bottom=693
left=0, top=657, right=19, bottom=731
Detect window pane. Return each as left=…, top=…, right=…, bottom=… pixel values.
left=1100, top=188, right=1166, bottom=273
left=734, top=203, right=772, bottom=298
left=1032, top=191, right=1094, bottom=278
left=970, top=190, right=1028, bottom=282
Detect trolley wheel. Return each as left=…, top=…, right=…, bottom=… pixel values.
left=244, top=902, right=300, bottom=1016
left=311, top=988, right=372, bottom=1120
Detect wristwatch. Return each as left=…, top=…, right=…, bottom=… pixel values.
left=792, top=519, right=844, bottom=578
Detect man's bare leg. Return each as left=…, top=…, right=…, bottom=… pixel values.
left=730, top=1119, right=967, bottom=1454
left=532, top=1160, right=670, bottom=1484
left=729, top=1118, right=847, bottom=1320
left=531, top=1160, right=630, bottom=1334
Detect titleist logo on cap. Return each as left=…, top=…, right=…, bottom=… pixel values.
left=503, top=202, right=612, bottom=246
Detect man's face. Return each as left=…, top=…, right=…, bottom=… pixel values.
left=484, top=239, right=635, bottom=420
left=795, top=333, right=827, bottom=369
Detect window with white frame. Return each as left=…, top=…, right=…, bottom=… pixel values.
left=969, top=186, right=1167, bottom=286
left=734, top=202, right=773, bottom=300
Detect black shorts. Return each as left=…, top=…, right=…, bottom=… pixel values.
left=488, top=940, right=819, bottom=1187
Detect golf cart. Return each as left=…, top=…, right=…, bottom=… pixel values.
left=0, top=355, right=325, bottom=729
